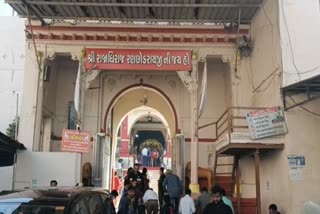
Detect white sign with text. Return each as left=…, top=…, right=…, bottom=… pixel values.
left=246, top=106, right=288, bottom=139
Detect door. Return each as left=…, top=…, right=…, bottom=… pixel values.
left=93, top=134, right=111, bottom=189
left=172, top=134, right=185, bottom=180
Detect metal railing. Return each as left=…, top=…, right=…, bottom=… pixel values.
left=199, top=106, right=267, bottom=140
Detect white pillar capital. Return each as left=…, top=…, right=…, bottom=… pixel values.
left=71, top=52, right=83, bottom=61
left=84, top=70, right=101, bottom=90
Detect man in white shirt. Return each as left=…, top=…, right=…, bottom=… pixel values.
left=141, top=147, right=148, bottom=166
left=179, top=188, right=195, bottom=214
left=143, top=187, right=159, bottom=214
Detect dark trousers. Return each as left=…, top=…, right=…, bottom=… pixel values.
left=159, top=192, right=164, bottom=207
left=169, top=197, right=180, bottom=214
left=142, top=156, right=148, bottom=166
left=146, top=200, right=158, bottom=214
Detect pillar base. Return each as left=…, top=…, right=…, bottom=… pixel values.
left=189, top=183, right=200, bottom=193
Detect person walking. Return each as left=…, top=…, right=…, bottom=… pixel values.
left=179, top=188, right=195, bottom=214
left=222, top=188, right=234, bottom=214
left=151, top=149, right=159, bottom=166
left=112, top=171, right=120, bottom=193
left=143, top=187, right=159, bottom=214
left=147, top=147, right=152, bottom=166
left=195, top=187, right=211, bottom=213
left=142, top=167, right=150, bottom=192
left=141, top=147, right=148, bottom=167
left=160, top=193, right=173, bottom=214
left=269, top=204, right=281, bottom=214
left=202, top=185, right=232, bottom=214
left=128, top=162, right=145, bottom=194
left=163, top=169, right=183, bottom=214
left=158, top=167, right=166, bottom=207
left=118, top=186, right=138, bottom=214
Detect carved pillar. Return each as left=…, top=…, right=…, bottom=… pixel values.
left=189, top=55, right=200, bottom=193
left=222, top=54, right=238, bottom=107
left=177, top=52, right=201, bottom=193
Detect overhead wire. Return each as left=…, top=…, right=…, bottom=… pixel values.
left=280, top=0, right=320, bottom=77
left=252, top=67, right=280, bottom=93
left=288, top=96, right=320, bottom=117
left=250, top=3, right=281, bottom=94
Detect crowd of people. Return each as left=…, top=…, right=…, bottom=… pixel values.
left=140, top=146, right=166, bottom=167
left=115, top=163, right=229, bottom=214
left=112, top=163, right=282, bottom=214
left=52, top=165, right=281, bottom=214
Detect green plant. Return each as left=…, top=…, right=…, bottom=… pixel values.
left=6, top=118, right=18, bottom=140
left=139, top=139, right=162, bottom=151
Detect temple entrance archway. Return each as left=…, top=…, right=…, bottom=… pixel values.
left=103, top=84, right=177, bottom=189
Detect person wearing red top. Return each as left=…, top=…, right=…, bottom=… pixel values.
left=151, top=149, right=159, bottom=167
left=112, top=171, right=120, bottom=192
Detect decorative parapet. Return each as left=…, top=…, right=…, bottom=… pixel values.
left=24, top=25, right=249, bottom=45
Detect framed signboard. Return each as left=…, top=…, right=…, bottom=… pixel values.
left=61, top=129, right=91, bottom=153
left=85, top=48, right=192, bottom=71
left=246, top=106, right=288, bottom=139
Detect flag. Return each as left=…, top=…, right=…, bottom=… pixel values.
left=74, top=62, right=81, bottom=119
left=198, top=60, right=207, bottom=118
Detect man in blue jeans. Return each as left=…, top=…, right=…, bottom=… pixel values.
left=163, top=169, right=182, bottom=214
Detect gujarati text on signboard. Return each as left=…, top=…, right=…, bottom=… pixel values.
left=246, top=106, right=288, bottom=139
left=61, top=129, right=91, bottom=153
left=85, top=49, right=192, bottom=71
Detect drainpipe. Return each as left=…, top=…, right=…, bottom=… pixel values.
left=11, top=153, right=17, bottom=190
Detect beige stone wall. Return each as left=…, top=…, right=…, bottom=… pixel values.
left=198, top=59, right=229, bottom=139
left=236, top=0, right=284, bottom=200
left=238, top=0, right=320, bottom=213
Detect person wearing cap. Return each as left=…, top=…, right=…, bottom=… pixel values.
left=128, top=162, right=145, bottom=194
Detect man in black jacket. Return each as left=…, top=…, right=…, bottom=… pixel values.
left=203, top=185, right=233, bottom=214
left=158, top=167, right=166, bottom=207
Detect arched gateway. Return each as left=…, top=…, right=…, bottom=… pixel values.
left=12, top=3, right=283, bottom=213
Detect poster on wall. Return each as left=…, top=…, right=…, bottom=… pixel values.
left=288, top=155, right=305, bottom=181
left=289, top=169, right=302, bottom=181
left=288, top=155, right=305, bottom=169
left=61, top=129, right=91, bottom=153
left=246, top=106, right=288, bottom=139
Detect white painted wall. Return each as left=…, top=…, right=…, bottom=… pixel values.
left=280, top=0, right=320, bottom=86
left=14, top=151, right=81, bottom=189
left=0, top=17, right=24, bottom=133
left=0, top=166, right=13, bottom=191
left=0, top=16, right=24, bottom=192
